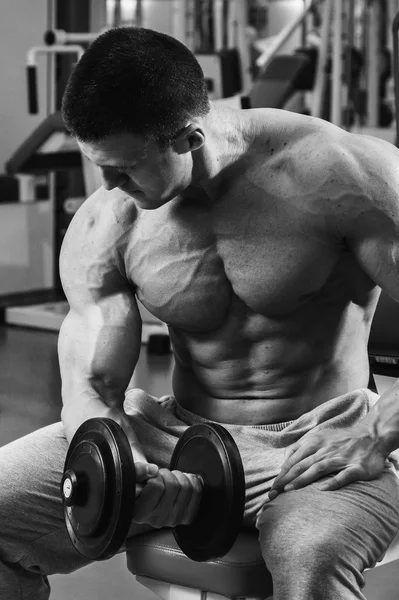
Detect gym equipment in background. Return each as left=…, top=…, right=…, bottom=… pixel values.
left=241, top=46, right=317, bottom=110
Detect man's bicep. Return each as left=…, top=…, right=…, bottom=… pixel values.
left=343, top=175, right=399, bottom=302
left=332, top=134, right=399, bottom=303
left=58, top=291, right=142, bottom=402
left=350, top=234, right=399, bottom=303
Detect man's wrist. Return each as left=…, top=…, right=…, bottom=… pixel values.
left=357, top=423, right=394, bottom=457
left=374, top=430, right=399, bottom=458
left=356, top=404, right=399, bottom=458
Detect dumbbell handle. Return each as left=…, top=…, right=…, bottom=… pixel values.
left=134, top=473, right=204, bottom=498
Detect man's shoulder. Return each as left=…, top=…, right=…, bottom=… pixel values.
left=65, top=187, right=137, bottom=249
left=287, top=116, right=398, bottom=187
left=59, top=188, right=137, bottom=294
left=246, top=112, right=399, bottom=228
left=248, top=110, right=342, bottom=173
left=263, top=114, right=396, bottom=197
left=288, top=121, right=399, bottom=235
left=84, top=186, right=137, bottom=230
left=246, top=111, right=341, bottom=196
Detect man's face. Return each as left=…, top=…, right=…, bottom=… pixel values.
left=78, top=131, right=193, bottom=209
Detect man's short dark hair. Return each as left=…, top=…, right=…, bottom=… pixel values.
left=62, top=27, right=210, bottom=148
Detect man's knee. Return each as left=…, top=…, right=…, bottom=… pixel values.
left=256, top=492, right=350, bottom=568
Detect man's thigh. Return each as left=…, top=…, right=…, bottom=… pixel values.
left=0, top=422, right=95, bottom=575
left=256, top=465, right=399, bottom=573
left=0, top=417, right=171, bottom=574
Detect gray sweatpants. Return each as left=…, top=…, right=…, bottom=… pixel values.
left=0, top=387, right=399, bottom=600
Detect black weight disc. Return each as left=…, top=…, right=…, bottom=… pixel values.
left=170, top=422, right=245, bottom=562
left=61, top=418, right=136, bottom=561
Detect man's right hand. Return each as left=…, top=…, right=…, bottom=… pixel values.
left=133, top=467, right=203, bottom=528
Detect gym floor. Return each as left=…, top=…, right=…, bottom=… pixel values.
left=0, top=324, right=398, bottom=600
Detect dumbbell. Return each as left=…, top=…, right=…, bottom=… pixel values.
left=61, top=418, right=245, bottom=562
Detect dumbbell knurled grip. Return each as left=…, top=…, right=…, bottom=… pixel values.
left=135, top=474, right=204, bottom=498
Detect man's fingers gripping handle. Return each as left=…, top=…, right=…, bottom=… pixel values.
left=134, top=465, right=204, bottom=498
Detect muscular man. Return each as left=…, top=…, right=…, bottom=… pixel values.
left=1, top=26, right=399, bottom=600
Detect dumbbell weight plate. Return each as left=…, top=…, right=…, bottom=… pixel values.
left=61, top=418, right=136, bottom=560
left=170, top=422, right=245, bottom=562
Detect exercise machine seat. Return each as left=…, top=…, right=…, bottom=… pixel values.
left=126, top=526, right=399, bottom=599
left=126, top=528, right=273, bottom=599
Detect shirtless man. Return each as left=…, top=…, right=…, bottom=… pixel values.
left=1, top=26, right=399, bottom=600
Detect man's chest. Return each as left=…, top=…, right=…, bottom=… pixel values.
left=123, top=197, right=342, bottom=331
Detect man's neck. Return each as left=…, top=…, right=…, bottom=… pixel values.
left=190, top=104, right=251, bottom=197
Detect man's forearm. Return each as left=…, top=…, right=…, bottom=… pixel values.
left=358, top=380, right=399, bottom=457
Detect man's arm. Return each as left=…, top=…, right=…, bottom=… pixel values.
left=58, top=192, right=147, bottom=463
left=297, top=127, right=399, bottom=457
left=336, top=133, right=399, bottom=457
left=58, top=193, right=204, bottom=526
left=267, top=130, right=399, bottom=499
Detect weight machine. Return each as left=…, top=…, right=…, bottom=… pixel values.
left=39, top=0, right=250, bottom=103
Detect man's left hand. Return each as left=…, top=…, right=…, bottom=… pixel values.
left=268, top=427, right=387, bottom=501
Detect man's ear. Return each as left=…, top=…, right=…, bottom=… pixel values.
left=174, top=125, right=205, bottom=154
